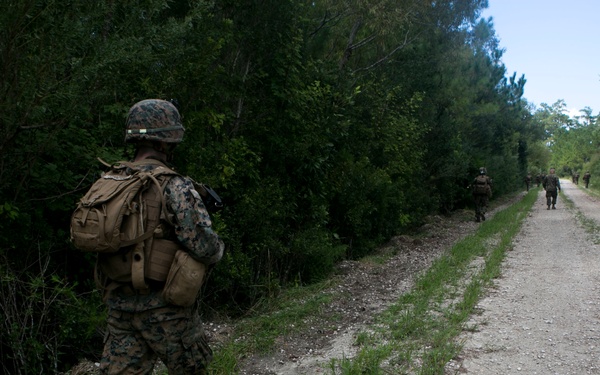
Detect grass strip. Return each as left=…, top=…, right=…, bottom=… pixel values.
left=329, top=190, right=538, bottom=374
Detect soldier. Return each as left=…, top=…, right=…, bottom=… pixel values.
left=535, top=174, right=542, bottom=187
left=524, top=173, right=531, bottom=191
left=575, top=172, right=580, bottom=185
left=543, top=167, right=561, bottom=210
left=97, top=99, right=224, bottom=374
left=472, top=167, right=492, bottom=222
left=583, top=171, right=591, bottom=188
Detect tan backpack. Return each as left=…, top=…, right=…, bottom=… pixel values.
left=72, top=160, right=219, bottom=303
left=70, top=160, right=177, bottom=254
left=473, top=175, right=491, bottom=196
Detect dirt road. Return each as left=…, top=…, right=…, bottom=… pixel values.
left=450, top=179, right=600, bottom=374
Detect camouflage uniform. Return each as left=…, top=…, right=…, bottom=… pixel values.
left=583, top=171, right=591, bottom=188
left=102, top=306, right=212, bottom=374
left=472, top=168, right=492, bottom=222
left=99, top=163, right=223, bottom=375
left=543, top=169, right=561, bottom=209
left=524, top=174, right=531, bottom=191
left=97, top=100, right=224, bottom=375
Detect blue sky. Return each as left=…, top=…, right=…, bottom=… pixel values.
left=481, top=1, right=600, bottom=117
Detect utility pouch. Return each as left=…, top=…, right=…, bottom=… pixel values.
left=97, top=239, right=179, bottom=284
left=98, top=248, right=134, bottom=283
left=145, top=239, right=179, bottom=282
left=162, top=250, right=207, bottom=307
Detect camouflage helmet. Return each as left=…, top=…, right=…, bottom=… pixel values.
left=125, top=99, right=185, bottom=144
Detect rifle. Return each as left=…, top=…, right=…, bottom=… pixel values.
left=194, top=183, right=224, bottom=213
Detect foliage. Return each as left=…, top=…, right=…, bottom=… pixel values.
left=536, top=100, right=599, bottom=176
left=0, top=252, right=104, bottom=374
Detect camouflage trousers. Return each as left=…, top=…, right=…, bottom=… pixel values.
left=100, top=306, right=212, bottom=375
left=546, top=190, right=558, bottom=206
left=473, top=194, right=489, bottom=217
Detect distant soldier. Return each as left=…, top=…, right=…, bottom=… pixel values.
left=535, top=174, right=542, bottom=187
left=543, top=168, right=561, bottom=210
left=583, top=171, right=591, bottom=188
left=524, top=174, right=531, bottom=191
left=572, top=173, right=576, bottom=183
left=575, top=172, right=580, bottom=185
left=472, top=167, right=492, bottom=222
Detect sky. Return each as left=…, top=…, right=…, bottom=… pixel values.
left=481, top=0, right=600, bottom=118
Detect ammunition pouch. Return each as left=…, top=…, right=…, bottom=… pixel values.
left=162, top=250, right=207, bottom=307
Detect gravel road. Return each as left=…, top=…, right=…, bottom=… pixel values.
left=449, top=179, right=600, bottom=374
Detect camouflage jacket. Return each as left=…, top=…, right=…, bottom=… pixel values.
left=543, top=174, right=561, bottom=192
left=105, top=160, right=224, bottom=312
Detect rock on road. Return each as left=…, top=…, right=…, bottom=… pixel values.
left=450, top=179, right=600, bottom=374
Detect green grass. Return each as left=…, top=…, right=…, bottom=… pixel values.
left=208, top=190, right=538, bottom=374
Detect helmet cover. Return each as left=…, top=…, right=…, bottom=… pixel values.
left=125, top=99, right=185, bottom=144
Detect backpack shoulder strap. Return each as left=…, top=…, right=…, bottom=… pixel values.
left=120, top=159, right=181, bottom=244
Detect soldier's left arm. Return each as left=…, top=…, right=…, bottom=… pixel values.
left=165, top=176, right=224, bottom=265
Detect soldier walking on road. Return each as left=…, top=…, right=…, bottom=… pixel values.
left=472, top=167, right=492, bottom=222
left=543, top=168, right=561, bottom=210
left=583, top=171, right=591, bottom=188
left=524, top=173, right=531, bottom=191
